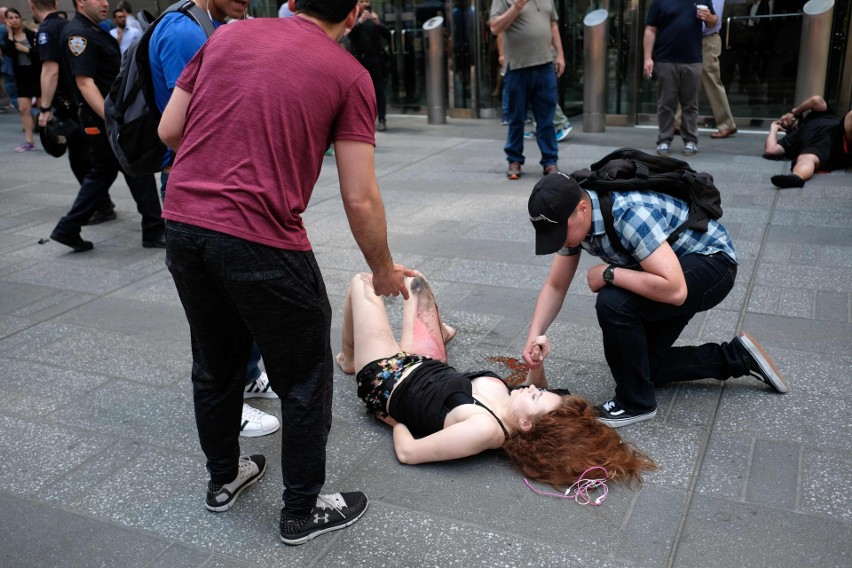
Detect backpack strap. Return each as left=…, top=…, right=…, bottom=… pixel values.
left=596, top=191, right=632, bottom=258
left=597, top=190, right=688, bottom=261
left=178, top=0, right=217, bottom=37
left=153, top=0, right=217, bottom=38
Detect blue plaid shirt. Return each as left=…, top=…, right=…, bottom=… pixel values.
left=558, top=190, right=737, bottom=268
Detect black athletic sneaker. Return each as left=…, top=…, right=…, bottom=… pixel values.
left=595, top=399, right=657, bottom=428
left=279, top=492, right=369, bottom=546
left=737, top=332, right=788, bottom=393
left=205, top=454, right=266, bottom=512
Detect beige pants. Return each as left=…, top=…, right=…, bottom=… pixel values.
left=675, top=34, right=736, bottom=132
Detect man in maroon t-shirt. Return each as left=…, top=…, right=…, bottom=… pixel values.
left=158, top=0, right=415, bottom=546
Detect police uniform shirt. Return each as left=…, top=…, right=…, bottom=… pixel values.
left=60, top=12, right=121, bottom=119
left=37, top=13, right=75, bottom=111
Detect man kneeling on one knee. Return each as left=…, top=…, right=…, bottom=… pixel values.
left=523, top=172, right=787, bottom=428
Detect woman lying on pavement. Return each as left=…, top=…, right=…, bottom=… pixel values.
left=335, top=272, right=656, bottom=488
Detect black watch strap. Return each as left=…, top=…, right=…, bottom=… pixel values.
left=38, top=106, right=52, bottom=113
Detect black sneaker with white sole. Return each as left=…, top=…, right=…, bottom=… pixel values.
left=280, top=492, right=369, bottom=546
left=205, top=454, right=266, bottom=512
left=595, top=399, right=657, bottom=428
left=737, top=332, right=788, bottom=393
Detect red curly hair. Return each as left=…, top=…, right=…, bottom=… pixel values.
left=502, top=395, right=656, bottom=489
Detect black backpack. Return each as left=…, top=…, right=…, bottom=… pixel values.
left=104, top=0, right=215, bottom=176
left=571, top=147, right=724, bottom=257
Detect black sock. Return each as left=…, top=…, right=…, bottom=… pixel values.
left=771, top=174, right=805, bottom=189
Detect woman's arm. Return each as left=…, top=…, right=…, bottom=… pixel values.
left=390, top=415, right=504, bottom=464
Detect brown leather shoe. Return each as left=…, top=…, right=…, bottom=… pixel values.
left=543, top=165, right=559, bottom=176
left=507, top=162, right=522, bottom=180
left=711, top=128, right=737, bottom=139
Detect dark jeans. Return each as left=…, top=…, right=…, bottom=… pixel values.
left=165, top=222, right=332, bottom=517
left=53, top=127, right=163, bottom=240
left=596, top=253, right=747, bottom=412
left=504, top=62, right=557, bottom=167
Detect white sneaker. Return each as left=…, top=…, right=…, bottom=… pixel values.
left=656, top=142, right=671, bottom=156
left=240, top=403, right=280, bottom=438
left=244, top=372, right=278, bottom=399
left=523, top=130, right=535, bottom=139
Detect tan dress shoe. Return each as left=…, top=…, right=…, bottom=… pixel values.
left=711, top=128, right=737, bottom=139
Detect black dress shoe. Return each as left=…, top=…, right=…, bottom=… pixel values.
left=142, top=234, right=167, bottom=249
left=83, top=208, right=117, bottom=226
left=50, top=231, right=94, bottom=252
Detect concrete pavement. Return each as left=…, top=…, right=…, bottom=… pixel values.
left=0, top=111, right=850, bottom=568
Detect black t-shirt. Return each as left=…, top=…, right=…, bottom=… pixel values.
left=646, top=0, right=713, bottom=64
left=778, top=111, right=840, bottom=159
left=59, top=12, right=121, bottom=117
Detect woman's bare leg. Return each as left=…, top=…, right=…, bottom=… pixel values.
left=398, top=275, right=453, bottom=362
left=336, top=273, right=402, bottom=374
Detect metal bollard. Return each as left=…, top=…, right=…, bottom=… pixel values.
left=794, top=0, right=834, bottom=103
left=423, top=16, right=447, bottom=125
left=583, top=9, right=609, bottom=133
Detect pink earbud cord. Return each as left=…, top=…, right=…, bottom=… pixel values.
left=523, top=466, right=610, bottom=506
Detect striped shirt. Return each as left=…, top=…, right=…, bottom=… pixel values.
left=558, top=190, right=737, bottom=267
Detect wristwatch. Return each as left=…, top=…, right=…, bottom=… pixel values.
left=38, top=106, right=52, bottom=113
left=602, top=265, right=616, bottom=285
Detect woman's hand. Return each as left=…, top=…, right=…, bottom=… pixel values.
left=375, top=412, right=398, bottom=427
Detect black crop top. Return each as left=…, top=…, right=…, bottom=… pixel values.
left=387, top=359, right=507, bottom=438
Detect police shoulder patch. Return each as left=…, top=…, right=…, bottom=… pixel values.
left=38, top=31, right=49, bottom=46
left=67, top=35, right=87, bottom=56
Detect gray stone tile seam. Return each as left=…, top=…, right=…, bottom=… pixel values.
left=662, top=384, right=725, bottom=568
left=739, top=436, right=757, bottom=502
left=795, top=443, right=804, bottom=513
left=0, top=180, right=41, bottom=195
left=0, top=354, right=183, bottom=392
left=152, top=547, right=215, bottom=568
left=356, top=498, right=662, bottom=568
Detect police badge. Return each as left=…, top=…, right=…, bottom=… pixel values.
left=68, top=35, right=87, bottom=56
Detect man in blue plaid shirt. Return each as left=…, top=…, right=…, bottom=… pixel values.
left=524, top=172, right=788, bottom=427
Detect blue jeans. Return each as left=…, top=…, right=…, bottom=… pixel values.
left=503, top=63, right=557, bottom=167
left=2, top=73, right=18, bottom=109
left=595, top=253, right=746, bottom=412
left=165, top=221, right=332, bottom=517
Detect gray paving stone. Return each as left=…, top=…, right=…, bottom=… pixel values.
left=0, top=493, right=174, bottom=568
left=675, top=494, right=852, bottom=568
left=0, top=415, right=115, bottom=494
left=744, top=440, right=800, bottom=509
left=322, top=502, right=637, bottom=568
left=0, top=114, right=850, bottom=567
left=800, top=448, right=852, bottom=523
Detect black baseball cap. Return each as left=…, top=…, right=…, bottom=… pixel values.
left=528, top=171, right=583, bottom=255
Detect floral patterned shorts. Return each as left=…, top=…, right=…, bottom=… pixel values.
left=355, top=353, right=426, bottom=416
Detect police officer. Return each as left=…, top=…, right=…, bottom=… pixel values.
left=50, top=0, right=164, bottom=252
left=30, top=0, right=116, bottom=224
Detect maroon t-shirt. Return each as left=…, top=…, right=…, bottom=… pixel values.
left=162, top=17, right=377, bottom=250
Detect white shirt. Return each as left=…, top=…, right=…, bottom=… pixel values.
left=110, top=25, right=143, bottom=54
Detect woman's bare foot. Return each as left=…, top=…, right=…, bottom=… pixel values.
left=442, top=324, right=456, bottom=345
left=335, top=352, right=355, bottom=375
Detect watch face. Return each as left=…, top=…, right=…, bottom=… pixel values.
left=603, top=266, right=614, bottom=283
